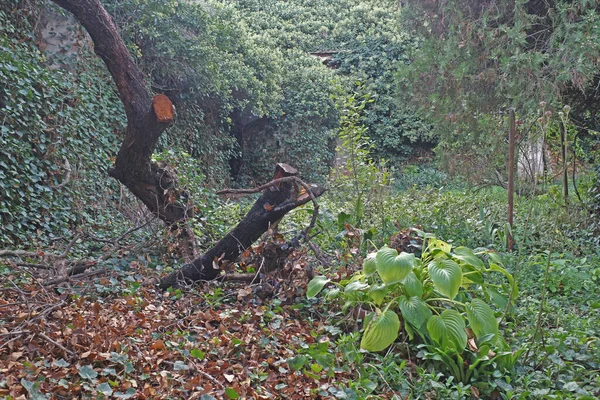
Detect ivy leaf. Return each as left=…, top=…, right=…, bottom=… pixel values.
left=190, top=348, right=205, bottom=360
left=78, top=365, right=98, bottom=380
left=466, top=299, right=498, bottom=342
left=20, top=379, right=49, bottom=400
left=398, top=295, right=431, bottom=329
left=306, top=275, right=330, bottom=299
left=428, top=259, right=462, bottom=299
left=53, top=358, right=69, bottom=367
left=225, top=387, right=240, bottom=399
left=97, top=382, right=113, bottom=396
left=426, top=310, right=467, bottom=352
left=113, top=388, right=136, bottom=399
left=173, top=360, right=189, bottom=371
left=287, top=355, right=307, bottom=371
left=360, top=309, right=401, bottom=352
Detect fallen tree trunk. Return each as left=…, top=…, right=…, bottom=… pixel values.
left=159, top=164, right=325, bottom=289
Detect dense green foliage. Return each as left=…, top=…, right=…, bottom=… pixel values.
left=0, top=5, right=126, bottom=245
left=104, top=0, right=339, bottom=184
left=399, top=0, right=600, bottom=181
left=231, top=0, right=434, bottom=166
left=2, top=1, right=600, bottom=398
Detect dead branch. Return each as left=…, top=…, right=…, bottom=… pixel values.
left=37, top=332, right=76, bottom=358
left=217, top=175, right=322, bottom=237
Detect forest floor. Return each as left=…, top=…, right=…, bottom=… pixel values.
left=0, top=247, right=368, bottom=399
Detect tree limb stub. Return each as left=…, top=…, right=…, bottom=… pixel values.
left=51, top=0, right=187, bottom=227
left=159, top=165, right=326, bottom=289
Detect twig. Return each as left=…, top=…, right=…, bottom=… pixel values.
left=16, top=262, right=53, bottom=270
left=44, top=269, right=108, bottom=286
left=84, top=216, right=157, bottom=245
left=0, top=330, right=30, bottom=337
left=0, top=250, right=60, bottom=258
left=59, top=232, right=81, bottom=258
left=37, top=332, right=76, bottom=358
left=50, top=157, right=71, bottom=189
left=250, top=258, right=265, bottom=285
left=185, top=357, right=225, bottom=390
left=308, top=242, right=331, bottom=267
left=29, top=301, right=66, bottom=323
left=219, top=273, right=256, bottom=282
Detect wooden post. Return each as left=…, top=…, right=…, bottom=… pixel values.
left=561, top=123, right=569, bottom=205
left=507, top=109, right=515, bottom=251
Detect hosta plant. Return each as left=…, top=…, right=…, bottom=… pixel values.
left=308, top=233, right=519, bottom=383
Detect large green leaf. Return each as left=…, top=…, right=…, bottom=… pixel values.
left=344, top=281, right=369, bottom=294
left=376, top=247, right=415, bottom=284
left=306, top=276, right=330, bottom=299
left=453, top=246, right=485, bottom=270
left=466, top=299, right=498, bottom=342
left=368, top=284, right=389, bottom=305
left=427, top=239, right=452, bottom=253
left=426, top=310, right=467, bottom=351
left=488, top=263, right=518, bottom=301
left=360, top=309, right=401, bottom=352
left=363, top=252, right=377, bottom=276
left=428, top=259, right=462, bottom=299
left=399, top=295, right=431, bottom=329
left=402, top=272, right=423, bottom=297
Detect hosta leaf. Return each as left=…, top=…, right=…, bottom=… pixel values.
left=360, top=309, right=401, bottom=352
left=402, top=272, right=423, bottom=297
left=306, top=276, right=330, bottom=299
left=426, top=310, right=467, bottom=351
left=466, top=299, right=498, bottom=342
left=487, top=287, right=508, bottom=310
left=398, top=295, right=431, bottom=329
left=344, top=280, right=369, bottom=294
left=368, top=283, right=388, bottom=305
left=429, top=259, right=462, bottom=299
left=428, top=239, right=452, bottom=253
left=489, top=263, right=518, bottom=301
left=375, top=246, right=398, bottom=277
left=376, top=247, right=415, bottom=284
left=453, top=246, right=485, bottom=270
left=363, top=252, right=377, bottom=276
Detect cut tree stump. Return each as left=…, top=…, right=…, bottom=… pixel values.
left=159, top=164, right=325, bottom=289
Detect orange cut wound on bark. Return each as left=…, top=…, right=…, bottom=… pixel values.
left=152, top=94, right=174, bottom=123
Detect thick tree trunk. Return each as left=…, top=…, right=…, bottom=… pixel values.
left=159, top=165, right=325, bottom=289
left=51, top=0, right=189, bottom=226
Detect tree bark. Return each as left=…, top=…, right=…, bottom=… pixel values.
left=52, top=0, right=327, bottom=288
left=159, top=165, right=326, bottom=289
left=51, top=0, right=189, bottom=226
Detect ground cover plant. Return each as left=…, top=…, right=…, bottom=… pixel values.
left=1, top=0, right=600, bottom=399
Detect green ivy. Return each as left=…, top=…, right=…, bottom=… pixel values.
left=0, top=5, right=126, bottom=245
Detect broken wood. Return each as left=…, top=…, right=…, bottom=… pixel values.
left=159, top=164, right=325, bottom=289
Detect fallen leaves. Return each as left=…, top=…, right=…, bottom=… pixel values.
left=0, top=253, right=350, bottom=399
